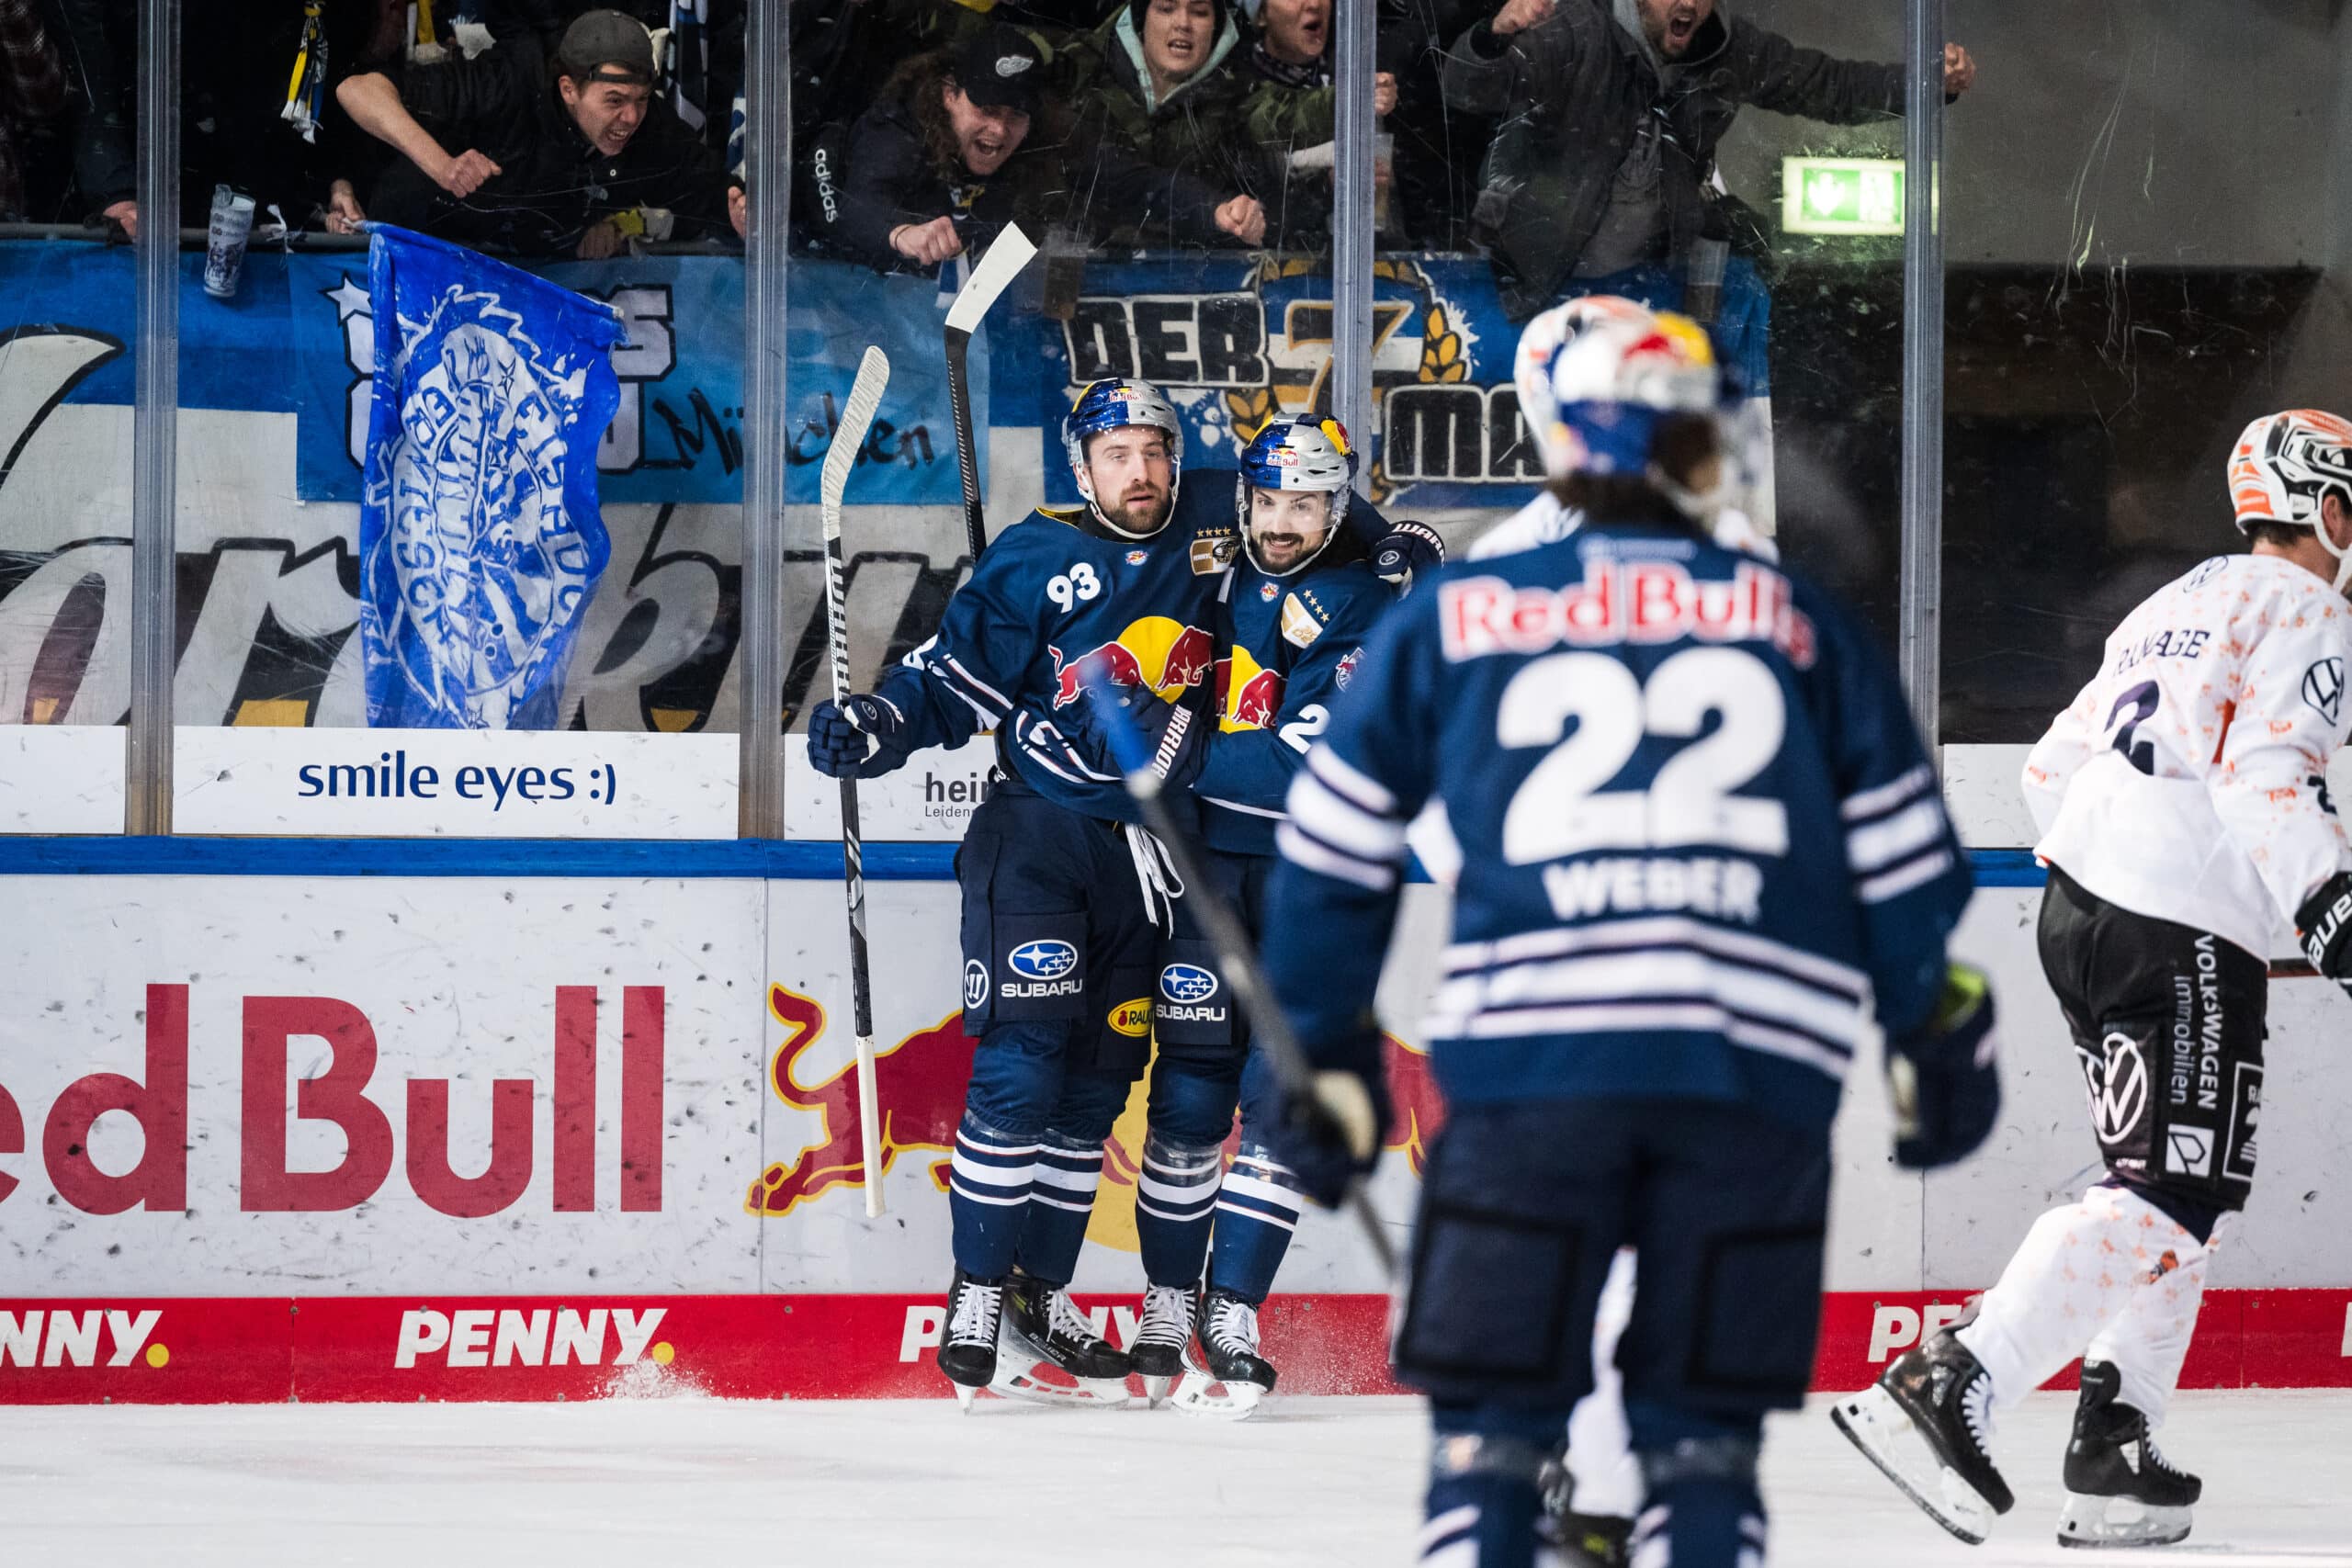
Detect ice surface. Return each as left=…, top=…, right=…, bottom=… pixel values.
left=2, top=1391, right=2346, bottom=1565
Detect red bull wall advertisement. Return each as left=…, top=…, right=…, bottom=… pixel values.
left=4, top=875, right=2352, bottom=1403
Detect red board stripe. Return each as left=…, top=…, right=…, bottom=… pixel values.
left=2, top=1290, right=2345, bottom=1404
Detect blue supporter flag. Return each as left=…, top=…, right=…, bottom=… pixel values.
left=358, top=225, right=626, bottom=728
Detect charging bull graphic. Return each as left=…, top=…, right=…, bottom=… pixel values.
left=746, top=985, right=977, bottom=1216
left=1048, top=617, right=1216, bottom=710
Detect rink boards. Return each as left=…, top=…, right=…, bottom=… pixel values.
left=2, top=847, right=2349, bottom=1402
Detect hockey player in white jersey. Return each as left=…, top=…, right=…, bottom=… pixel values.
left=1835, top=407, right=2352, bottom=1549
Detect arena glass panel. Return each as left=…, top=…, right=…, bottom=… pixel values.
left=1937, top=1, right=2347, bottom=744
left=0, top=0, right=137, bottom=833
left=164, top=4, right=749, bottom=840
left=1402, top=0, right=1916, bottom=640
left=775, top=0, right=1336, bottom=846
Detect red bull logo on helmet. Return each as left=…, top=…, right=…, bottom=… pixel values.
left=746, top=985, right=977, bottom=1218
left=1049, top=616, right=1216, bottom=708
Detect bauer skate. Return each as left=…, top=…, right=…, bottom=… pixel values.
left=1170, top=1289, right=1273, bottom=1420
left=938, top=1269, right=1006, bottom=1413
left=990, top=1273, right=1133, bottom=1408
left=1536, top=1448, right=1632, bottom=1567
left=1129, top=1283, right=1198, bottom=1407
left=1832, top=1329, right=2015, bottom=1544
left=2055, top=1360, right=2200, bottom=1549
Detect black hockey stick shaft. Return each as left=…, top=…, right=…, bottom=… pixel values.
left=821, top=346, right=893, bottom=1219
left=941, top=227, right=1039, bottom=567
left=1083, top=685, right=1398, bottom=1275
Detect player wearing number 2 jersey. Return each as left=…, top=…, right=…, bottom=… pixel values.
left=1253, top=301, right=1998, bottom=1568
left=1836, top=409, right=2352, bottom=1551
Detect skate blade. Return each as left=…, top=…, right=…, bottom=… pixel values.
left=1168, top=1367, right=1266, bottom=1422
left=1140, top=1373, right=1173, bottom=1408
left=2056, top=1492, right=2192, bottom=1549
left=952, top=1382, right=980, bottom=1413
left=989, top=1325, right=1133, bottom=1408
left=1831, top=1386, right=1996, bottom=1546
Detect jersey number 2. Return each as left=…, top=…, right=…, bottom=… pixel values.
left=2105, top=681, right=2158, bottom=775
left=1498, top=648, right=1789, bottom=865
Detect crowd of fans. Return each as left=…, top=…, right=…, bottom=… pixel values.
left=0, top=0, right=1965, bottom=315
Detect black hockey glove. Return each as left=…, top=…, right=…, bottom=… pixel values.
left=2296, top=872, right=2352, bottom=998
left=807, top=694, right=912, bottom=780
left=1884, top=963, right=2001, bottom=1170
left=1372, top=520, right=1446, bottom=590
left=1268, top=1031, right=1390, bottom=1209
left=1107, top=689, right=1209, bottom=794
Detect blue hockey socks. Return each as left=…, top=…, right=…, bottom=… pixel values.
left=1135, top=1132, right=1225, bottom=1287
left=945, top=1111, right=1037, bottom=1280
left=1010, top=1132, right=1106, bottom=1285
left=1205, top=1141, right=1309, bottom=1302
left=1421, top=1404, right=1560, bottom=1568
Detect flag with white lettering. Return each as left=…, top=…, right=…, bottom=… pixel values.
left=358, top=225, right=626, bottom=728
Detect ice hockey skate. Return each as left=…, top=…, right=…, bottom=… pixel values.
left=938, top=1269, right=1006, bottom=1413
left=1170, top=1289, right=1274, bottom=1420
left=2055, top=1360, right=2200, bottom=1549
left=1128, top=1283, right=1198, bottom=1406
left=1536, top=1448, right=1633, bottom=1567
left=1833, top=1329, right=2016, bottom=1544
left=989, top=1273, right=1133, bottom=1407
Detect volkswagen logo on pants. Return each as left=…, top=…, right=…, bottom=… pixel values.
left=2079, top=1031, right=2149, bottom=1145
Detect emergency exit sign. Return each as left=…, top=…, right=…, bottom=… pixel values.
left=1781, top=157, right=1905, bottom=235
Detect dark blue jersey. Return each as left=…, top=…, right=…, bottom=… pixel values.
left=1197, top=543, right=1395, bottom=855
left=1264, top=519, right=1973, bottom=1132
left=876, top=500, right=1226, bottom=823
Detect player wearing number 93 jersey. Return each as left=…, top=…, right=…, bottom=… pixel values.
left=1255, top=300, right=1996, bottom=1568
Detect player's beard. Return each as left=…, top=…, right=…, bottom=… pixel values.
left=1099, top=483, right=1171, bottom=536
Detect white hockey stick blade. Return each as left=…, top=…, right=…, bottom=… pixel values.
left=855, top=1032, right=884, bottom=1219
left=944, top=225, right=1039, bottom=335
left=820, top=345, right=892, bottom=542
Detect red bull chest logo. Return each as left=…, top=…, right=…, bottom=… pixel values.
left=1049, top=615, right=1216, bottom=708
left=1214, top=647, right=1285, bottom=733
left=747, top=985, right=977, bottom=1217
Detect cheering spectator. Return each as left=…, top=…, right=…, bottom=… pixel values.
left=1238, top=0, right=1396, bottom=145
left=338, top=7, right=747, bottom=257
left=1442, top=0, right=1974, bottom=320
left=806, top=21, right=1053, bottom=274
left=0, top=0, right=65, bottom=222
left=1057, top=0, right=1266, bottom=247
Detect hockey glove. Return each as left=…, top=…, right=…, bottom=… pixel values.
left=1372, top=520, right=1446, bottom=590
left=806, top=694, right=912, bottom=780
left=1884, top=962, right=2001, bottom=1170
left=1109, top=690, right=1209, bottom=795
left=2295, top=871, right=2352, bottom=998
left=1268, top=1031, right=1390, bottom=1209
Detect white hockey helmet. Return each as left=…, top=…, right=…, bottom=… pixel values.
left=2230, top=409, right=2352, bottom=591
left=1236, top=417, right=1355, bottom=575
left=1517, top=299, right=1741, bottom=521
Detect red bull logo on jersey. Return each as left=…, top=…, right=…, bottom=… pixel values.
left=1439, top=559, right=1815, bottom=669
left=746, top=986, right=977, bottom=1217
left=1215, top=648, right=1285, bottom=732
left=1049, top=617, right=1216, bottom=708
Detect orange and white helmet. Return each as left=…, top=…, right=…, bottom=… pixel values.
left=1514, top=296, right=1741, bottom=519
left=2230, top=409, right=2352, bottom=590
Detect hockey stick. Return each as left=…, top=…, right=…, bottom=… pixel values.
left=821, top=345, right=893, bottom=1219
left=1080, top=677, right=1398, bottom=1276
left=943, top=224, right=1039, bottom=566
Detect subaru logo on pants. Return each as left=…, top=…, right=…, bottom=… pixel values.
left=1160, top=963, right=1219, bottom=1004
left=1008, top=940, right=1079, bottom=980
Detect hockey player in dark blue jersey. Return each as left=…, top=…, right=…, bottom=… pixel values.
left=807, top=379, right=1442, bottom=1410
left=1254, top=303, right=2004, bottom=1566
left=808, top=378, right=1226, bottom=1408
left=1116, top=418, right=1399, bottom=1417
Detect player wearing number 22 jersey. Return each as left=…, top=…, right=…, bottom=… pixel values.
left=1257, top=301, right=1995, bottom=1568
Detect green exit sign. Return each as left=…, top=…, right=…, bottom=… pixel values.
left=1781, top=157, right=1905, bottom=235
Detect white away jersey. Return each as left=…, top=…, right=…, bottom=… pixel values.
left=2024, top=552, right=2352, bottom=957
